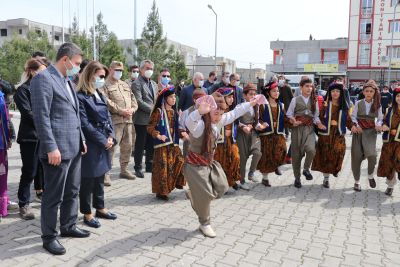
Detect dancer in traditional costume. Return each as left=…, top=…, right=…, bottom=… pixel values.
left=377, top=87, right=400, bottom=196
left=348, top=80, right=383, bottom=192
left=183, top=93, right=258, bottom=237
left=286, top=77, right=326, bottom=188
left=311, top=83, right=348, bottom=188
left=147, top=86, right=185, bottom=200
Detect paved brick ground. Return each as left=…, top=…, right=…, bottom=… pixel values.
left=1, top=115, right=400, bottom=266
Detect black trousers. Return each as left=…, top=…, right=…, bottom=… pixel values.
left=133, top=124, right=154, bottom=171
left=17, top=142, right=44, bottom=207
left=79, top=175, right=105, bottom=214
left=40, top=154, right=81, bottom=243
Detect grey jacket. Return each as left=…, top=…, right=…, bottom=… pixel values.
left=30, top=64, right=85, bottom=160
left=131, top=75, right=158, bottom=125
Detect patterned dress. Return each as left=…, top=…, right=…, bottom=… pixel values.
left=377, top=109, right=400, bottom=178
left=214, top=123, right=241, bottom=187
left=311, top=104, right=346, bottom=175
left=257, top=105, right=287, bottom=174
left=147, top=109, right=185, bottom=196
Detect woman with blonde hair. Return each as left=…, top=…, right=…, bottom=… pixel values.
left=77, top=61, right=117, bottom=228
left=14, top=58, right=47, bottom=220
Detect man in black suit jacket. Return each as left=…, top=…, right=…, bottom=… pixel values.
left=31, top=43, right=89, bottom=255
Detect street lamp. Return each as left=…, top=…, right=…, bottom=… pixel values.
left=387, top=0, right=400, bottom=88
left=208, top=4, right=217, bottom=71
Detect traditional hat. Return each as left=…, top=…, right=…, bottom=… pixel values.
left=216, top=87, right=234, bottom=96
left=243, top=82, right=257, bottom=94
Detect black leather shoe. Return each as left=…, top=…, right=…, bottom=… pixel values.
left=43, top=239, right=66, bottom=255
left=294, top=178, right=302, bottom=188
left=333, top=172, right=338, bottom=178
left=60, top=227, right=90, bottom=238
left=323, top=180, right=330, bottom=189
left=385, top=188, right=394, bottom=196
left=262, top=179, right=271, bottom=187
left=175, top=184, right=183, bottom=190
left=135, top=170, right=144, bottom=178
left=275, top=169, right=282, bottom=176
left=354, top=183, right=361, bottom=192
left=232, top=183, right=239, bottom=190
left=369, top=178, right=376, bottom=188
left=95, top=211, right=117, bottom=220
left=303, top=170, right=313, bottom=180
left=84, top=217, right=101, bottom=228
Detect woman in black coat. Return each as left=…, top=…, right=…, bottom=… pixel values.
left=76, top=61, right=117, bottom=228
left=14, top=58, right=47, bottom=220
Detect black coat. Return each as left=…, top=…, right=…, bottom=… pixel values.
left=14, top=80, right=37, bottom=143
left=78, top=90, right=115, bottom=178
left=278, top=85, right=293, bottom=111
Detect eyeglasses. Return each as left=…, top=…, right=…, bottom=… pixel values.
left=162, top=75, right=170, bottom=78
left=114, top=69, right=123, bottom=72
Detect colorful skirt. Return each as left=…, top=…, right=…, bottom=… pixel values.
left=214, top=137, right=241, bottom=187
left=311, top=127, right=346, bottom=175
left=152, top=145, right=185, bottom=196
left=257, top=134, right=287, bottom=174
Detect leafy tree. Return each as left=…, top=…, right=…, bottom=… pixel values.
left=135, top=0, right=188, bottom=84
left=70, top=16, right=92, bottom=59
left=0, top=31, right=55, bottom=84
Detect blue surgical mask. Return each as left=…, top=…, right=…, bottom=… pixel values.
left=93, top=76, right=105, bottom=89
left=161, top=77, right=170, bottom=85
left=198, top=80, right=204, bottom=88
left=64, top=59, right=80, bottom=77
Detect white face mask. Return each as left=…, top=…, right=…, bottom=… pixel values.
left=278, top=80, right=285, bottom=86
left=198, top=80, right=204, bottom=88
left=113, top=71, right=122, bottom=80
left=224, top=77, right=230, bottom=84
left=131, top=72, right=139, bottom=79
left=93, top=76, right=105, bottom=89
left=234, top=81, right=240, bottom=87
left=144, top=70, right=153, bottom=79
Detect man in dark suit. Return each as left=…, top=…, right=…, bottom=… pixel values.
left=131, top=59, right=158, bottom=178
left=178, top=72, right=207, bottom=111
left=227, top=73, right=244, bottom=106
left=31, top=43, right=89, bottom=255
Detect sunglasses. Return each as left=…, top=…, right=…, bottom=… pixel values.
left=114, top=69, right=123, bottom=72
left=98, top=75, right=106, bottom=79
left=132, top=71, right=139, bottom=73
left=162, top=75, right=170, bottom=78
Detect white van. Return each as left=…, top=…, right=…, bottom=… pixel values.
left=284, top=74, right=315, bottom=96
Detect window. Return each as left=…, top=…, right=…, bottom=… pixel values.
left=323, top=51, right=339, bottom=64
left=360, top=19, right=372, bottom=40
left=55, top=35, right=60, bottom=41
left=18, top=29, right=22, bottom=35
left=388, top=46, right=400, bottom=58
left=389, top=20, right=400, bottom=33
left=0, top=29, right=7, bottom=37
left=358, top=44, right=371, bottom=65
left=297, top=53, right=310, bottom=68
left=361, top=0, right=373, bottom=15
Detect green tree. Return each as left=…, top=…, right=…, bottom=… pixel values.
left=0, top=30, right=55, bottom=84
left=90, top=13, right=127, bottom=69
left=135, top=0, right=188, bottom=83
left=70, top=16, right=92, bottom=59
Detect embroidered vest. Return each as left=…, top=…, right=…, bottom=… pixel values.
left=153, top=108, right=180, bottom=148
left=382, top=107, right=400, bottom=143
left=258, top=102, right=285, bottom=136
left=318, top=102, right=347, bottom=136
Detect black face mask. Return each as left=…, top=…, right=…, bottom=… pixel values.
left=214, top=77, right=217, bottom=82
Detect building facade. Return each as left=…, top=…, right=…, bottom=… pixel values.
left=0, top=18, right=69, bottom=47
left=348, top=0, right=400, bottom=87
left=268, top=38, right=348, bottom=89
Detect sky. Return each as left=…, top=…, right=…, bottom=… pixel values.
left=0, top=0, right=350, bottom=68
